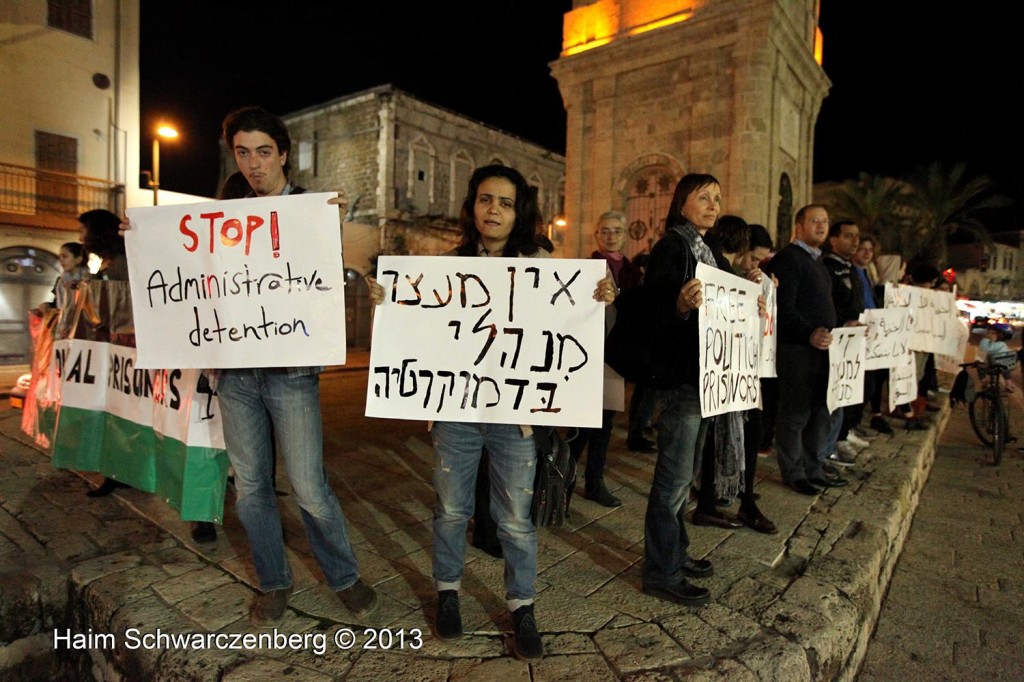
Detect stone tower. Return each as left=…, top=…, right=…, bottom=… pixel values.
left=550, top=0, right=830, bottom=257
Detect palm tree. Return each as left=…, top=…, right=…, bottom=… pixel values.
left=903, top=161, right=1012, bottom=267
left=819, top=172, right=916, bottom=256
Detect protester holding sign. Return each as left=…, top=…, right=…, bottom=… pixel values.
left=569, top=209, right=643, bottom=509
left=764, top=205, right=848, bottom=495
left=125, top=106, right=377, bottom=629
left=80, top=209, right=133, bottom=498
left=691, top=215, right=778, bottom=535
left=637, top=173, right=730, bottom=607
left=821, top=221, right=871, bottom=468
left=367, top=164, right=614, bottom=659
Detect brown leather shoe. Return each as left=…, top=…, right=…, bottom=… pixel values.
left=737, top=508, right=779, bottom=535
left=691, top=509, right=743, bottom=529
left=338, top=579, right=379, bottom=618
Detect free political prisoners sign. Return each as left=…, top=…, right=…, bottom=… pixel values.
left=696, top=263, right=761, bottom=418
left=365, top=256, right=606, bottom=427
left=125, top=193, right=346, bottom=368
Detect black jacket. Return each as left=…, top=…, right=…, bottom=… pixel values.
left=643, top=224, right=732, bottom=388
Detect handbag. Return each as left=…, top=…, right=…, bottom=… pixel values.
left=530, top=425, right=575, bottom=527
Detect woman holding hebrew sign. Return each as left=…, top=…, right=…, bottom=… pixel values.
left=368, top=164, right=615, bottom=660
left=638, top=174, right=765, bottom=606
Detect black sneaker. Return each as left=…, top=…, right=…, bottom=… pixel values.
left=511, top=604, right=543, bottom=659
left=250, top=585, right=293, bottom=628
left=627, top=437, right=656, bottom=453
left=190, top=521, right=217, bottom=543
left=436, top=590, right=463, bottom=640
left=642, top=580, right=711, bottom=606
left=869, top=416, right=894, bottom=435
left=338, top=578, right=379, bottom=619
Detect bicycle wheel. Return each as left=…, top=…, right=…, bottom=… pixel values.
left=992, top=400, right=1006, bottom=466
left=969, top=393, right=995, bottom=446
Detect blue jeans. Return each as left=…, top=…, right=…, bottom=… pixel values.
left=818, top=408, right=843, bottom=463
left=431, top=421, right=537, bottom=608
left=643, top=384, right=708, bottom=588
left=217, top=369, right=360, bottom=593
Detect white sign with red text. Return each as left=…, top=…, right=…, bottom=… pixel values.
left=125, top=193, right=346, bottom=368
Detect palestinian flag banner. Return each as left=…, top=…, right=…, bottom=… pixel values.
left=37, top=339, right=229, bottom=522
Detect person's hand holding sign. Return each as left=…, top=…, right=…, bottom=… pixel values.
left=676, top=278, right=702, bottom=315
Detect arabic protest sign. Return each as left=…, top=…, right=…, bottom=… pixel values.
left=860, top=308, right=912, bottom=370
left=935, top=317, right=970, bottom=374
left=827, top=327, right=867, bottom=413
left=883, top=283, right=959, bottom=357
left=125, top=193, right=346, bottom=368
left=888, top=347, right=919, bottom=413
left=696, top=263, right=761, bottom=418
left=366, top=255, right=606, bottom=427
left=759, top=276, right=777, bottom=378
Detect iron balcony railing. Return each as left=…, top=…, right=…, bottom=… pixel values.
left=0, top=161, right=121, bottom=218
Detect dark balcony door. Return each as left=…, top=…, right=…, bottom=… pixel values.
left=36, top=131, right=79, bottom=216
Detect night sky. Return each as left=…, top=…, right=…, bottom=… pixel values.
left=140, top=2, right=1022, bottom=235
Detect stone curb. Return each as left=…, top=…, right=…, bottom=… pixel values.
left=0, top=403, right=949, bottom=680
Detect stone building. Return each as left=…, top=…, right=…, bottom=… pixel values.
left=271, top=85, right=566, bottom=349
left=550, top=0, right=829, bottom=259
left=279, top=85, right=567, bottom=271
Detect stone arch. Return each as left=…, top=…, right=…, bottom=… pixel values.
left=776, top=173, right=794, bottom=248
left=487, top=154, right=510, bottom=167
left=616, top=154, right=684, bottom=260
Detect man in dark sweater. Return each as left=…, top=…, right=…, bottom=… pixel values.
left=764, top=205, right=848, bottom=495
left=821, top=221, right=870, bottom=466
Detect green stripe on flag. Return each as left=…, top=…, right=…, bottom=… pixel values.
left=50, top=406, right=229, bottom=522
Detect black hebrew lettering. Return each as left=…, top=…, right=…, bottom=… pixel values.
left=550, top=269, right=581, bottom=306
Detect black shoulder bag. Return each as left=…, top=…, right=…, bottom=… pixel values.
left=530, top=425, right=575, bottom=527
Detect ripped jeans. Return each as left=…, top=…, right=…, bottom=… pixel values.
left=430, top=421, right=537, bottom=607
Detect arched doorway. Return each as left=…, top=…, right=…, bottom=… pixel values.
left=623, top=167, right=677, bottom=260
left=776, top=173, right=793, bottom=248
left=0, top=247, right=60, bottom=365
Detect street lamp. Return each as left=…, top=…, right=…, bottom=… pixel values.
left=148, top=124, right=179, bottom=205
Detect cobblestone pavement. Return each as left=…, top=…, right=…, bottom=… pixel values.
left=0, top=369, right=965, bottom=681
left=857, top=398, right=1024, bottom=681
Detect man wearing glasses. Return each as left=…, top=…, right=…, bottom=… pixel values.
left=764, top=205, right=849, bottom=495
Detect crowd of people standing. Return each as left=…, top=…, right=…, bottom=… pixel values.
left=47, top=102, right=962, bottom=662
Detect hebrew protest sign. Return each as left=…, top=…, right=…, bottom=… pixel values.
left=827, top=326, right=867, bottom=413
left=125, top=192, right=346, bottom=368
left=696, top=263, right=761, bottom=418
left=759, top=277, right=777, bottom=378
left=883, top=283, right=960, bottom=357
left=888, top=347, right=919, bottom=413
left=366, top=255, right=607, bottom=427
left=860, top=308, right=912, bottom=370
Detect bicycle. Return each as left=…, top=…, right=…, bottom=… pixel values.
left=963, top=351, right=1017, bottom=465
